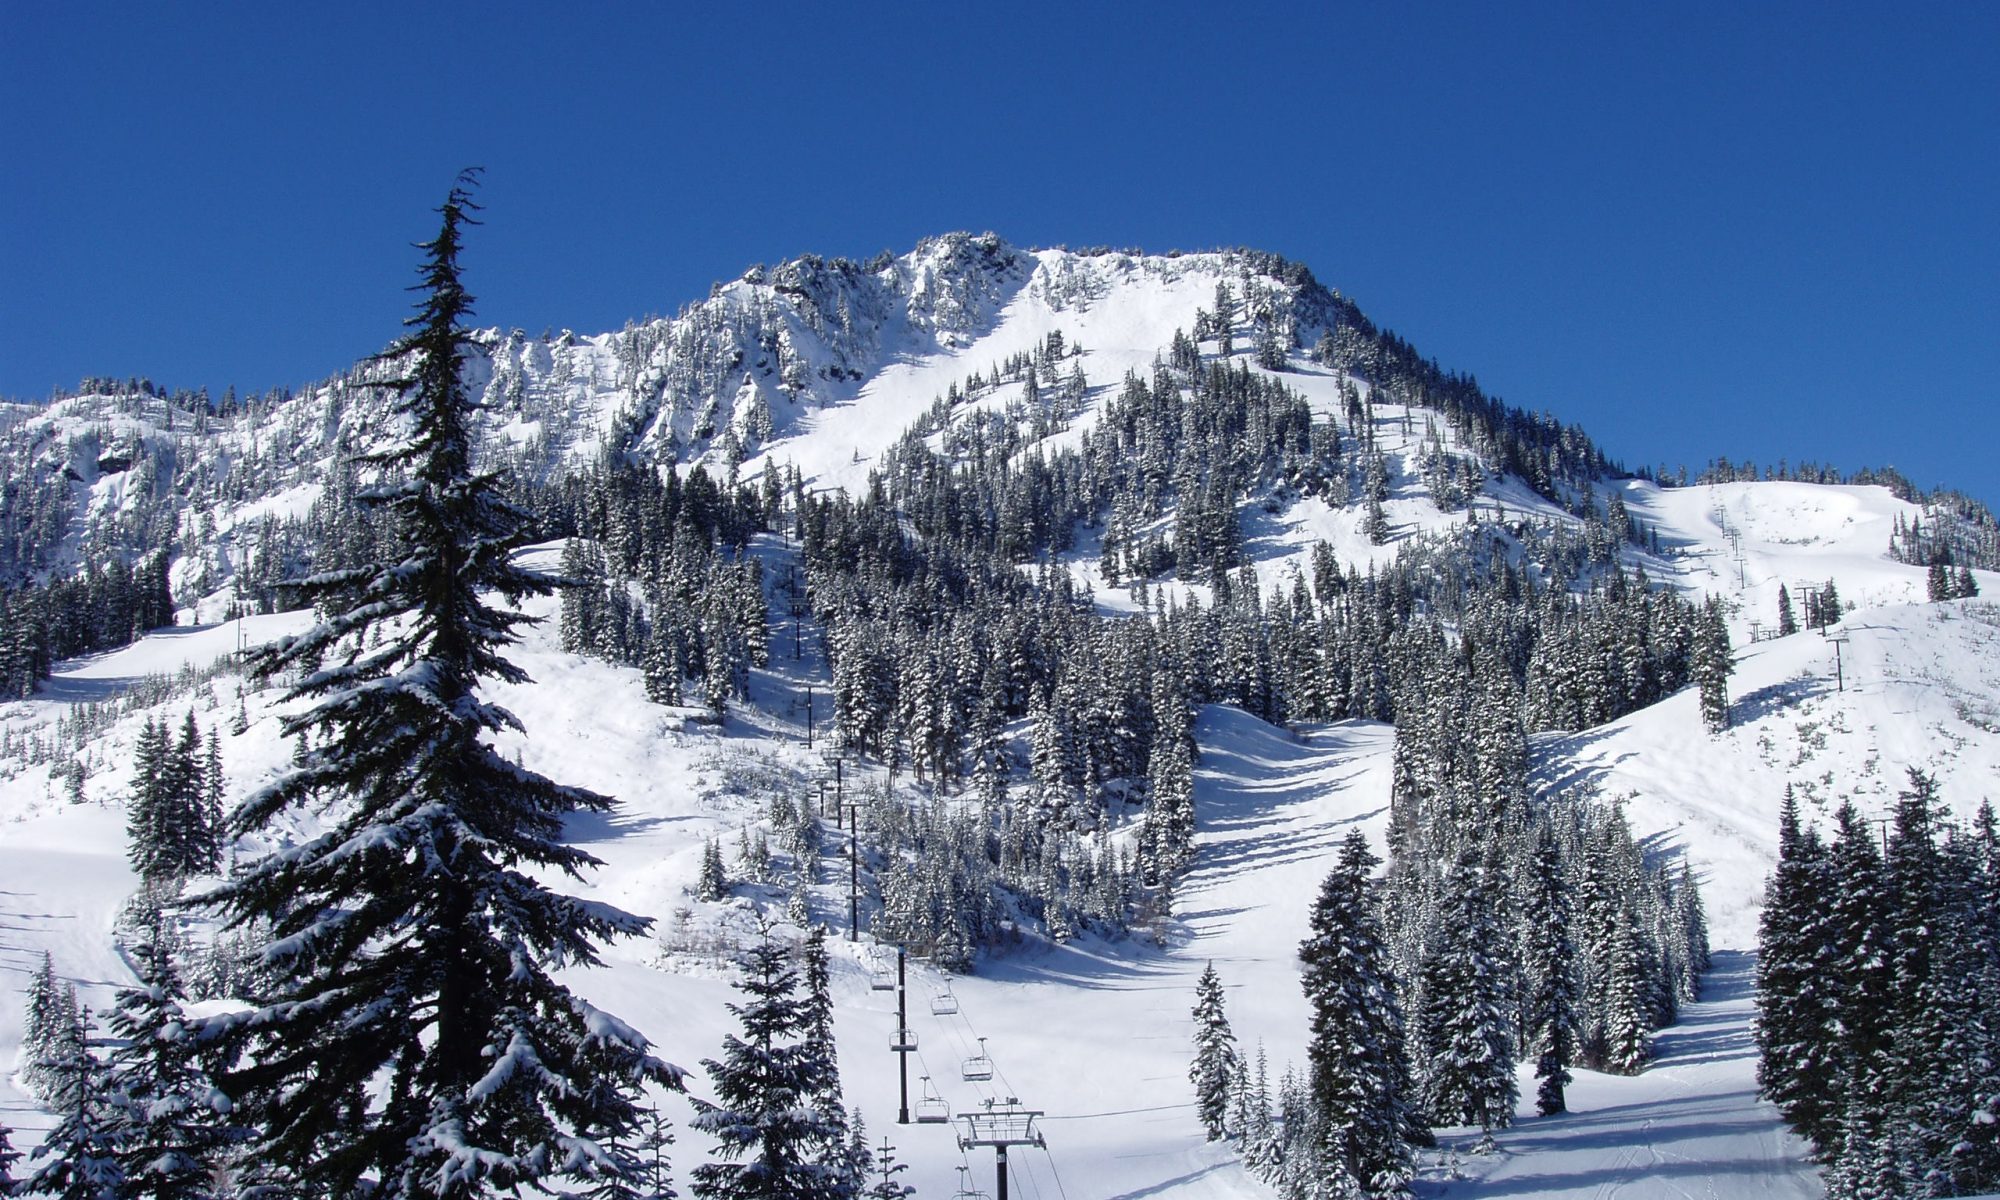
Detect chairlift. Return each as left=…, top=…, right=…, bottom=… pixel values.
left=961, top=1036, right=994, bottom=1082
left=930, top=981, right=959, bottom=1016
left=869, top=958, right=897, bottom=992
left=916, top=1076, right=951, bottom=1124
left=952, top=1166, right=990, bottom=1200
left=891, top=1025, right=917, bottom=1052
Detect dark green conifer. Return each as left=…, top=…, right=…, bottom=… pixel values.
left=1189, top=962, right=1240, bottom=1141
left=202, top=172, right=681, bottom=1197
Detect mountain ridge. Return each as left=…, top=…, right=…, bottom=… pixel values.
left=3, top=226, right=1998, bottom=1196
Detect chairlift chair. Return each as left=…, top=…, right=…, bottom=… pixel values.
left=891, top=1025, right=917, bottom=1052
left=952, top=1166, right=990, bottom=1200
left=961, top=1036, right=994, bottom=1082
left=916, top=1076, right=951, bottom=1124
left=869, top=959, right=897, bottom=992
left=930, top=982, right=959, bottom=1016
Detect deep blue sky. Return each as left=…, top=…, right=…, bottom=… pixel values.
left=5, top=3, right=1996, bottom=502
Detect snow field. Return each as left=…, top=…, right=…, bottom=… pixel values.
left=10, top=243, right=1997, bottom=1196
left=1, top=573, right=1858, bottom=1197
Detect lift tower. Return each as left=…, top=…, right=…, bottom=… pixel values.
left=887, top=945, right=915, bottom=1124
left=957, top=1098, right=1044, bottom=1200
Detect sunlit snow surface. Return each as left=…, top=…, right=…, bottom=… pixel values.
left=0, top=594, right=1847, bottom=1196
left=16, top=575, right=1987, bottom=1193
left=5, top=248, right=1997, bottom=1194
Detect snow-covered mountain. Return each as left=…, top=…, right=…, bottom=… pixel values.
left=7, top=234, right=1989, bottom=605
left=2, top=233, right=1997, bottom=1197
left=0, top=236, right=1609, bottom=601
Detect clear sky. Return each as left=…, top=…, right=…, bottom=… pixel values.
left=5, top=3, right=1996, bottom=503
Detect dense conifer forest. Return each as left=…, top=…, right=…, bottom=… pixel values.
left=6, top=198, right=1996, bottom=1198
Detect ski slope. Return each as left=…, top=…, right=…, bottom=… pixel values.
left=7, top=281, right=1996, bottom=1194
left=10, top=550, right=1956, bottom=1197
left=1414, top=952, right=1819, bottom=1199
left=9, top=232, right=1999, bottom=1196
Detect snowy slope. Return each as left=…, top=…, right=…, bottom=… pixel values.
left=12, top=541, right=1976, bottom=1197
left=1625, top=478, right=1949, bottom=626
left=2, top=236, right=1573, bottom=616
left=6, top=234, right=1997, bottom=1196
left=1538, top=597, right=2000, bottom=950
left=0, top=569, right=1854, bottom=1197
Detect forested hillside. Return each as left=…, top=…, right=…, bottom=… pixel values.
left=1, top=224, right=1995, bottom=1198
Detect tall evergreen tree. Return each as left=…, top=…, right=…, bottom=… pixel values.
left=798, top=926, right=852, bottom=1138
left=1237, top=1044, right=1281, bottom=1180
left=1300, top=831, right=1418, bottom=1194
left=125, top=716, right=173, bottom=884
left=20, top=950, right=75, bottom=1101
left=560, top=537, right=605, bottom=654
left=1755, top=787, right=1843, bottom=1152
left=1144, top=711, right=1196, bottom=883
left=26, top=1005, right=127, bottom=1200
left=1523, top=823, right=1580, bottom=1116
left=104, top=912, right=234, bottom=1199
left=1883, top=770, right=1945, bottom=1115
left=1826, top=800, right=1895, bottom=1140
left=202, top=728, right=227, bottom=870
left=643, top=611, right=684, bottom=706
left=1935, top=802, right=2000, bottom=1193
left=691, top=931, right=859, bottom=1200
left=1416, top=848, right=1517, bottom=1141
left=698, top=840, right=729, bottom=902
left=1928, top=555, right=1955, bottom=602
left=1188, top=962, right=1240, bottom=1141
left=201, top=173, right=680, bottom=1198
left=1599, top=908, right=1655, bottom=1076
left=1693, top=598, right=1732, bottom=733
left=126, top=715, right=222, bottom=888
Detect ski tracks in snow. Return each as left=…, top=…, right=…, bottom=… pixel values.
left=1416, top=951, right=1823, bottom=1199
left=1140, top=712, right=1824, bottom=1199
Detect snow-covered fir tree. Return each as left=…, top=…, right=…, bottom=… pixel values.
left=1144, top=702, right=1196, bottom=885
left=1523, top=822, right=1580, bottom=1117
left=125, top=712, right=224, bottom=888
left=1188, top=961, right=1241, bottom=1141
left=103, top=910, right=236, bottom=1198
left=1415, top=848, right=1517, bottom=1143
left=698, top=839, right=729, bottom=902
left=21, top=951, right=81, bottom=1103
left=1760, top=790, right=1905, bottom=1171
left=1298, top=830, right=1418, bottom=1195
left=1693, top=597, right=1733, bottom=733
left=1597, top=910, right=1656, bottom=1076
left=1235, top=1044, right=1281, bottom=1181
left=1776, top=583, right=1798, bottom=635
left=199, top=173, right=681, bottom=1198
left=798, top=926, right=849, bottom=1119
left=25, top=1005, right=126, bottom=1200
left=691, top=928, right=860, bottom=1200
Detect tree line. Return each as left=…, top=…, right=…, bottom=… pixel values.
left=1757, top=774, right=2000, bottom=1196
left=1185, top=663, right=1710, bottom=1196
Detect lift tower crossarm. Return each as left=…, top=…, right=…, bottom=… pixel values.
left=957, top=1099, right=1045, bottom=1200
